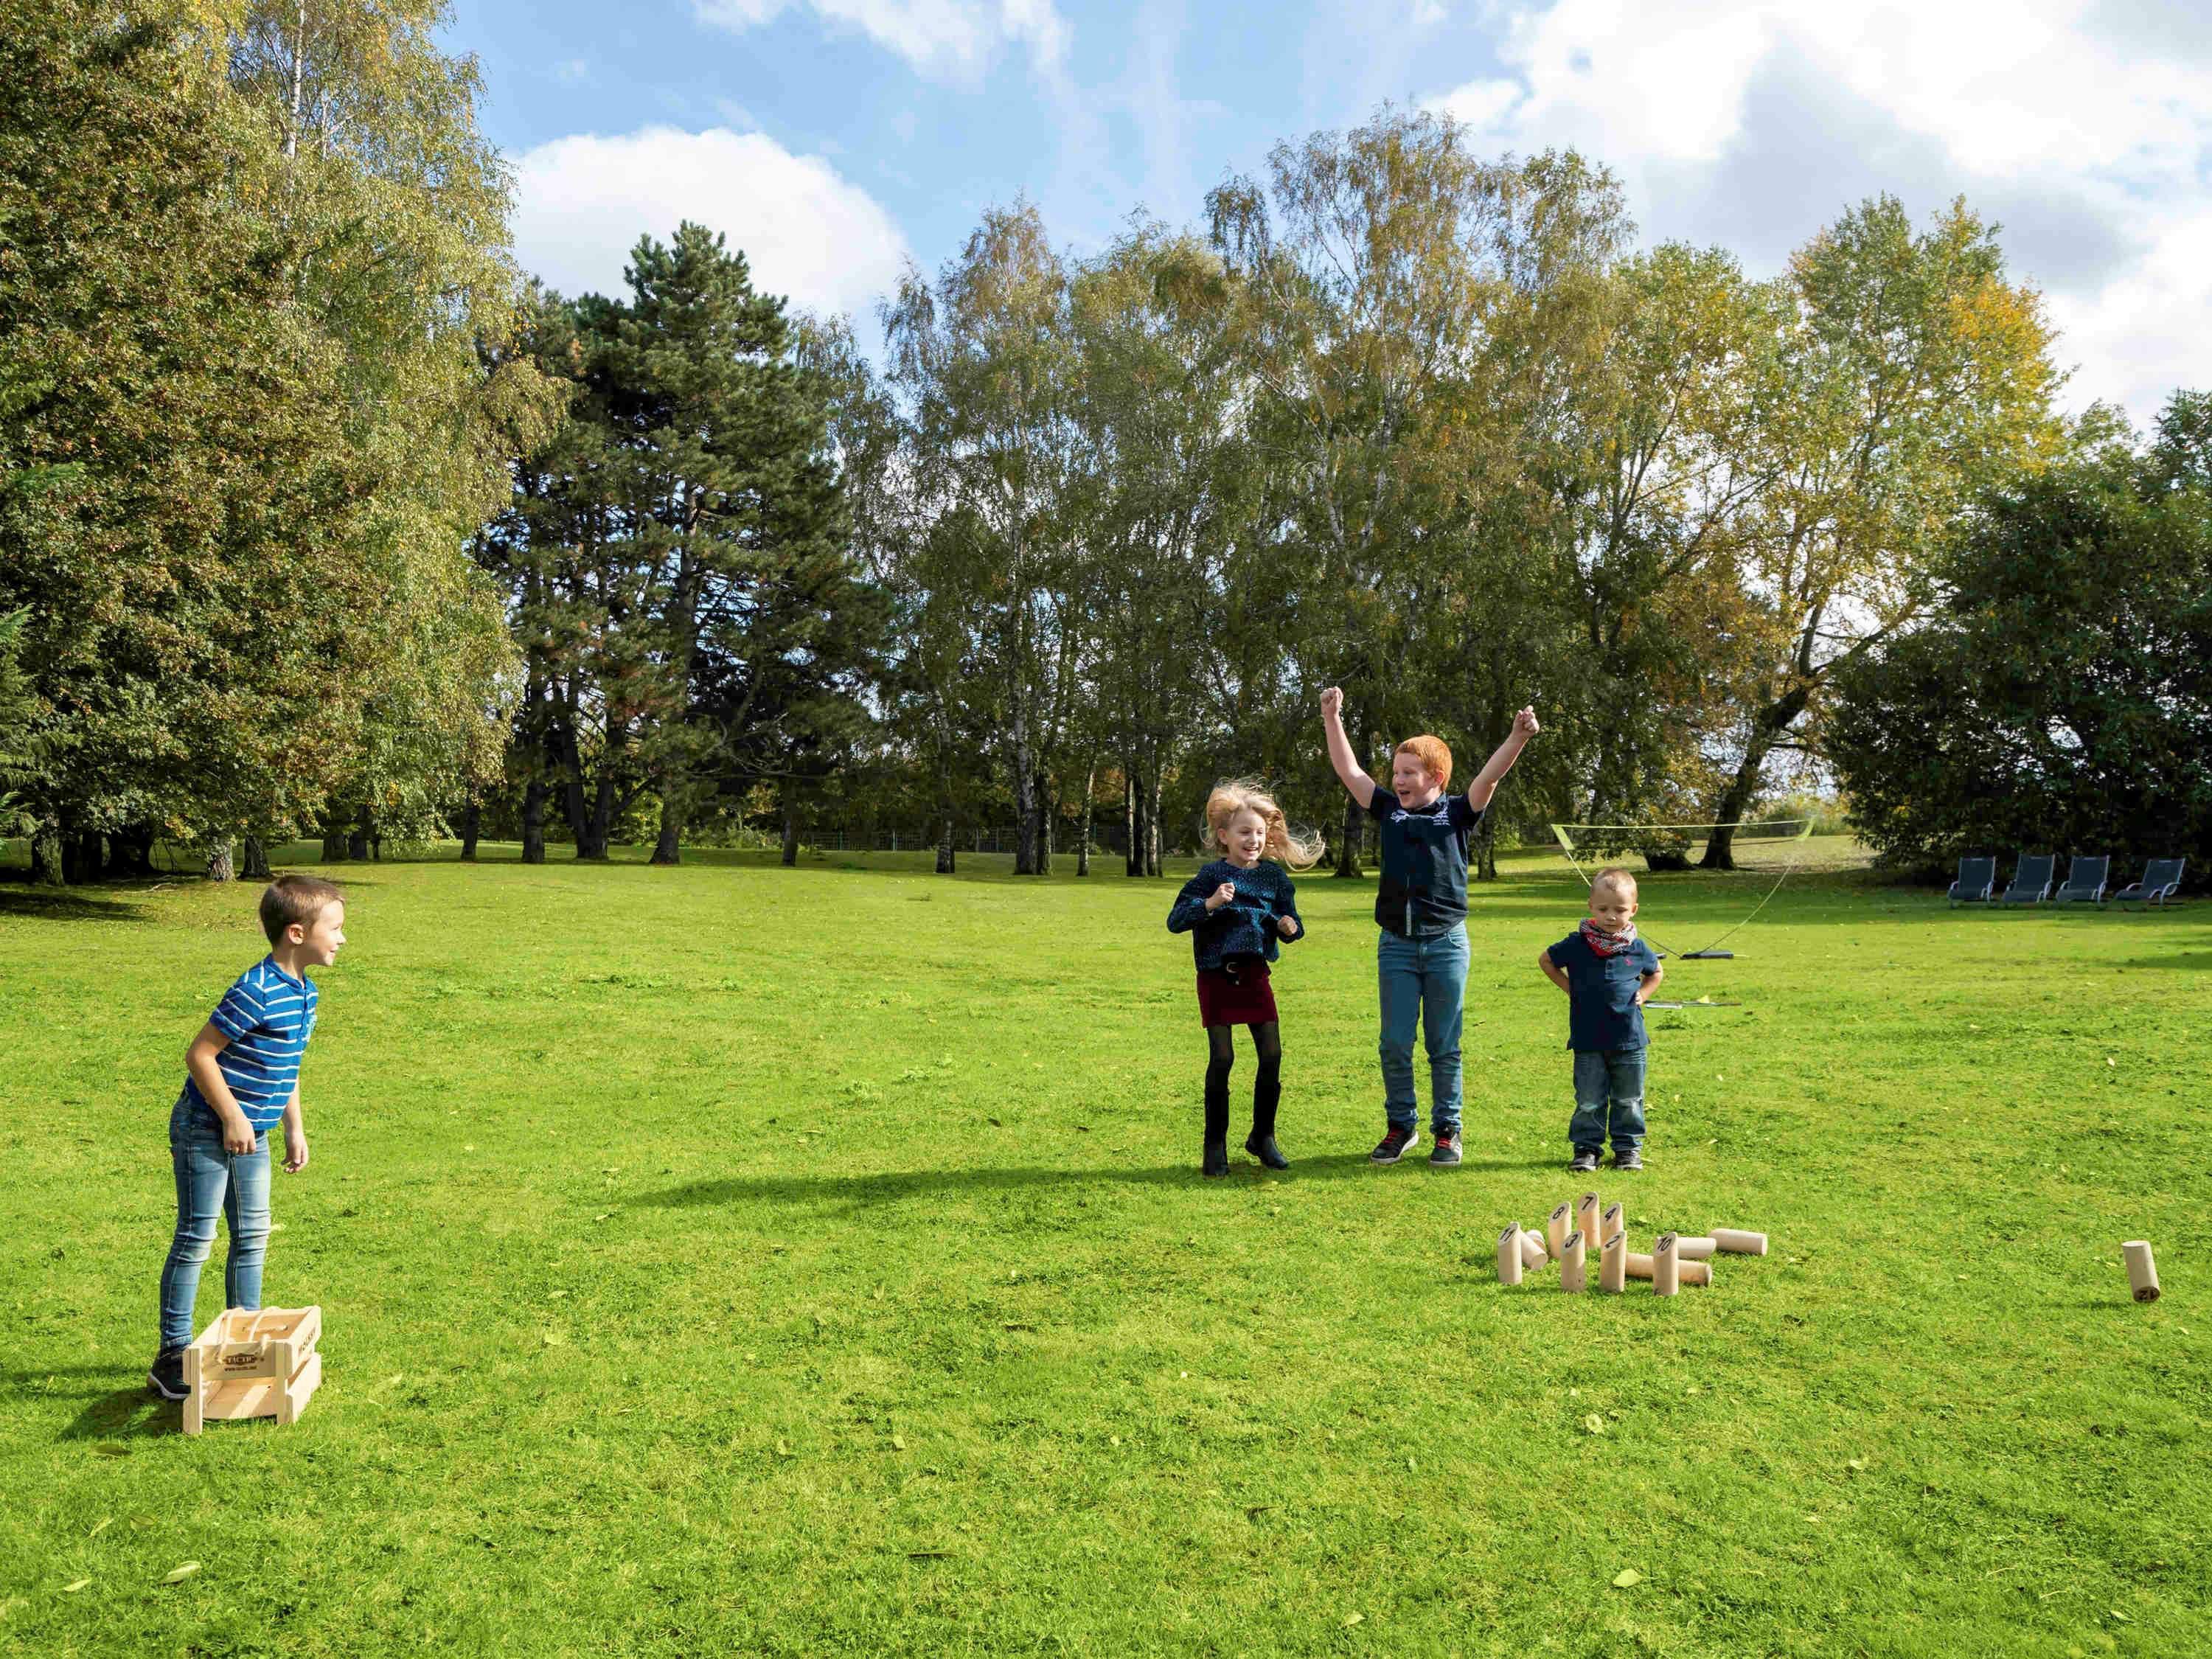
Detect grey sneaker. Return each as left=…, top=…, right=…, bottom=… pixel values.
left=1610, top=1147, right=1644, bottom=1172
left=1568, top=1149, right=1601, bottom=1173
left=1428, top=1130, right=1462, bottom=1166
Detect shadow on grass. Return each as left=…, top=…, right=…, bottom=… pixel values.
left=2112, top=952, right=2212, bottom=972
left=0, top=1367, right=177, bottom=1441
left=640, top=1150, right=1561, bottom=1210
left=0, top=883, right=155, bottom=924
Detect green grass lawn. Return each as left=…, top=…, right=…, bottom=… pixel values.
left=1, top=842, right=2206, bottom=1656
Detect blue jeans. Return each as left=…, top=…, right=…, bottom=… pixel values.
left=1377, top=924, right=1470, bottom=1134
left=158, top=1094, right=271, bottom=1351
left=1570, top=1049, right=1647, bottom=1155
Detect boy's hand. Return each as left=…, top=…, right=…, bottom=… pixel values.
left=1276, top=915, right=1300, bottom=940
left=1320, top=686, right=1343, bottom=723
left=220, top=1113, right=257, bottom=1157
left=1205, top=882, right=1238, bottom=911
left=1512, top=706, right=1540, bottom=740
left=283, top=1128, right=310, bottom=1173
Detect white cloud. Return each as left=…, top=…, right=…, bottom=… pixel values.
left=692, top=0, right=1068, bottom=85
left=509, top=127, right=911, bottom=321
left=1424, top=0, right=2212, bottom=423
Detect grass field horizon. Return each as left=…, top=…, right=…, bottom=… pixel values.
left=3, top=841, right=2205, bottom=1656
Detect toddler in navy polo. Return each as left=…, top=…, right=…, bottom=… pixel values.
left=147, top=874, right=347, bottom=1403
left=1538, top=866, right=1663, bottom=1172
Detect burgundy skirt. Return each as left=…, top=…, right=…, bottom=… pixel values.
left=1196, top=961, right=1278, bottom=1026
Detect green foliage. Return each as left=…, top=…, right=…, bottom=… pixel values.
left=1829, top=400, right=2212, bottom=880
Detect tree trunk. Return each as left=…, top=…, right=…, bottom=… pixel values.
left=1013, top=763, right=1039, bottom=875
left=242, top=835, right=272, bottom=880
left=347, top=803, right=369, bottom=863
left=459, top=804, right=481, bottom=862
left=1077, top=758, right=1096, bottom=877
left=206, top=841, right=235, bottom=882
left=1475, top=818, right=1497, bottom=883
left=322, top=814, right=348, bottom=861
left=1336, top=793, right=1367, bottom=878
left=1124, top=763, right=1140, bottom=877
left=521, top=779, right=546, bottom=865
left=114, top=824, right=159, bottom=875
left=1034, top=771, right=1054, bottom=877
left=69, top=830, right=103, bottom=882
left=29, top=815, right=64, bottom=886
left=577, top=774, right=613, bottom=860
left=935, top=812, right=956, bottom=874
left=1145, top=763, right=1164, bottom=877
left=651, top=790, right=682, bottom=866
left=1701, top=689, right=1811, bottom=871
left=780, top=790, right=799, bottom=868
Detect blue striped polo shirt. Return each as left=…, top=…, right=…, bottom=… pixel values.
left=183, top=957, right=319, bottom=1132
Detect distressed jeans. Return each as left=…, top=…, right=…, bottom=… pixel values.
left=1569, top=1048, right=1648, bottom=1155
left=1377, top=923, right=1469, bottom=1135
left=158, top=1093, right=271, bottom=1351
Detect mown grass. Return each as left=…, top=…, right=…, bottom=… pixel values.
left=1, top=841, right=2205, bottom=1657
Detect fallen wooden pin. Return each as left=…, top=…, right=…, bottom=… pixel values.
left=1519, top=1228, right=1550, bottom=1271
left=1711, top=1228, right=1767, bottom=1256
left=1622, top=1251, right=1711, bottom=1287
left=2123, top=1241, right=2160, bottom=1303
left=183, top=1306, right=322, bottom=1436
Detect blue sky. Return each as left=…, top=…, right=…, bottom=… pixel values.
left=439, top=1, right=2212, bottom=424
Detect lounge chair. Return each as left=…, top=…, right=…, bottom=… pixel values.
left=1947, top=856, right=1997, bottom=906
left=2115, top=858, right=2186, bottom=908
left=2051, top=855, right=2110, bottom=905
left=2000, top=854, right=2054, bottom=905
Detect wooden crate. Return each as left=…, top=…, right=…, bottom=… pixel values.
left=182, top=1306, right=322, bottom=1436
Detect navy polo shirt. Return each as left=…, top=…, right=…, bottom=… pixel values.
left=1548, top=932, right=1662, bottom=1052
left=1368, top=784, right=1485, bottom=937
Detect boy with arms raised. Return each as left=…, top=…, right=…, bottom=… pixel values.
left=148, top=874, right=344, bottom=1400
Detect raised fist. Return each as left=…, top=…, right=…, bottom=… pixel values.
left=1513, top=706, right=1541, bottom=739
left=1320, top=686, right=1343, bottom=722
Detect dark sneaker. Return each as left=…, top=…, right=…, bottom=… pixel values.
left=147, top=1346, right=189, bottom=1402
left=1428, top=1130, right=1462, bottom=1166
left=1368, top=1125, right=1419, bottom=1164
left=1568, top=1149, right=1600, bottom=1173
left=1202, top=1139, right=1230, bottom=1178
left=1245, top=1132, right=1289, bottom=1171
left=1610, top=1147, right=1644, bottom=1172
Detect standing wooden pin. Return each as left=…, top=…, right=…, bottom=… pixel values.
left=2122, top=1241, right=2160, bottom=1303
left=1559, top=1230, right=1587, bottom=1294
left=1601, top=1203, right=1626, bottom=1250
left=1599, top=1234, right=1627, bottom=1294
left=1576, top=1192, right=1601, bottom=1253
left=1498, top=1222, right=1525, bottom=1287
left=1546, top=1203, right=1572, bottom=1258
left=1652, top=1232, right=1681, bottom=1296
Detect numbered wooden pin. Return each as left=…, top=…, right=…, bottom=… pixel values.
left=1576, top=1192, right=1601, bottom=1251
left=1601, top=1203, right=1625, bottom=1249
left=2122, top=1241, right=2159, bottom=1303
left=1653, top=1232, right=1681, bottom=1296
left=1599, top=1234, right=1627, bottom=1294
left=1497, top=1222, right=1524, bottom=1287
left=1546, top=1203, right=1572, bottom=1258
left=1559, top=1230, right=1587, bottom=1293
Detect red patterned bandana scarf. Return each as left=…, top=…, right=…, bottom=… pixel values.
left=1579, top=918, right=1638, bottom=957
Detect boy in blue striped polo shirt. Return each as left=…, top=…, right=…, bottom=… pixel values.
left=148, top=874, right=346, bottom=1402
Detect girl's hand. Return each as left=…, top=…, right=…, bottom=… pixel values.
left=1276, top=915, right=1300, bottom=940
left=221, top=1113, right=257, bottom=1157
left=283, top=1129, right=310, bottom=1173
left=1512, top=706, right=1540, bottom=739
left=1205, top=882, right=1238, bottom=911
left=1321, top=686, right=1343, bottom=723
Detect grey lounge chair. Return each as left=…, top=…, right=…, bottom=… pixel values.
left=2000, top=855, right=2054, bottom=905
left=2115, top=858, right=2185, bottom=908
left=1948, top=856, right=1997, bottom=906
left=2051, top=855, right=2110, bottom=905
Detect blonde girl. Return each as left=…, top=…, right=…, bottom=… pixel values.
left=1165, top=782, right=1324, bottom=1175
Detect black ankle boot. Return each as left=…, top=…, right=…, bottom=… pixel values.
left=1244, top=1130, right=1288, bottom=1169
left=1202, top=1138, right=1230, bottom=1178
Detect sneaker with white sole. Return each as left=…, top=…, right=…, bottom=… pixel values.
left=1368, top=1124, right=1420, bottom=1164
left=147, top=1346, right=189, bottom=1402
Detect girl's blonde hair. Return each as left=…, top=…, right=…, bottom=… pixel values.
left=1204, top=779, right=1326, bottom=872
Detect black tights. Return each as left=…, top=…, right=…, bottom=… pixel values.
left=1203, top=1021, right=1282, bottom=1144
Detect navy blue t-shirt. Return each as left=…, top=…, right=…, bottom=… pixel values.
left=1548, top=931, right=1663, bottom=1052
left=1367, top=784, right=1485, bottom=937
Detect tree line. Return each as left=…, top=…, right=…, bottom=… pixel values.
left=7, top=4, right=2204, bottom=888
